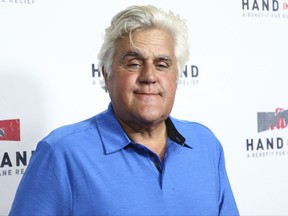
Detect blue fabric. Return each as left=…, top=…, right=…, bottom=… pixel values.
left=9, top=103, right=239, bottom=216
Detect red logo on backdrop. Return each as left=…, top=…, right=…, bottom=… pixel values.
left=0, top=119, right=21, bottom=141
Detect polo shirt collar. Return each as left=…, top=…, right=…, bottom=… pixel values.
left=96, top=103, right=190, bottom=155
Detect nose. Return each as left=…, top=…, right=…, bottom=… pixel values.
left=138, top=64, right=157, bottom=84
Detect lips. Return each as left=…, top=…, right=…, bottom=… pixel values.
left=134, top=87, right=161, bottom=95
left=134, top=90, right=160, bottom=96
left=135, top=92, right=158, bottom=95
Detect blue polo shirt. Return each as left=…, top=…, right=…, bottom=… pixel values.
left=9, top=103, right=239, bottom=216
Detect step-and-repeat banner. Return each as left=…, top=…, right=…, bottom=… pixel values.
left=1, top=0, right=287, bottom=215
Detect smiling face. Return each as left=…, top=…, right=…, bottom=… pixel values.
left=104, top=28, right=178, bottom=128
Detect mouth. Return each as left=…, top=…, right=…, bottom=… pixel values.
left=135, top=92, right=158, bottom=95
left=134, top=91, right=160, bottom=96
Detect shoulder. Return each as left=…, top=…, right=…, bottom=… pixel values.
left=170, top=116, right=222, bottom=151
left=30, top=115, right=101, bottom=167
left=42, top=116, right=97, bottom=146
left=36, top=105, right=115, bottom=153
left=170, top=117, right=217, bottom=138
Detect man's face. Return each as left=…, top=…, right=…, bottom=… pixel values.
left=105, top=28, right=178, bottom=127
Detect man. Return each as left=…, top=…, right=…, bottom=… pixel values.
left=9, top=5, right=239, bottom=215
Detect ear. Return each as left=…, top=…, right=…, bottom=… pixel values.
left=102, top=66, right=109, bottom=92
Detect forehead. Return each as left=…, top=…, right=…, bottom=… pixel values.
left=115, top=28, right=175, bottom=58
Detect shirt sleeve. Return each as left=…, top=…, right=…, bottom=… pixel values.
left=9, top=140, right=72, bottom=216
left=217, top=144, right=239, bottom=216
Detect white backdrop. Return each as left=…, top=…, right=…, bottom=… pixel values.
left=1, top=0, right=288, bottom=215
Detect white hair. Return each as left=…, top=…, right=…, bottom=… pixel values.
left=97, top=5, right=190, bottom=90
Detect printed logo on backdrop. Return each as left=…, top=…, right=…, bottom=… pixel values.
left=0, top=0, right=36, bottom=5
left=0, top=119, right=20, bottom=141
left=0, top=119, right=33, bottom=177
left=241, top=0, right=288, bottom=19
left=246, top=107, right=288, bottom=158
left=91, top=64, right=200, bottom=87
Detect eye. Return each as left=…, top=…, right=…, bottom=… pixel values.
left=155, top=62, right=169, bottom=71
left=157, top=63, right=168, bottom=68
left=128, top=63, right=141, bottom=68
left=127, top=59, right=142, bottom=70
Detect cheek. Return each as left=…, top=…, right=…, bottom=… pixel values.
left=108, top=74, right=135, bottom=94
left=163, top=78, right=178, bottom=103
left=118, top=75, right=135, bottom=90
left=163, top=76, right=177, bottom=91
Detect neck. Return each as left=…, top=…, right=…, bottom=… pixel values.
left=117, top=118, right=167, bottom=161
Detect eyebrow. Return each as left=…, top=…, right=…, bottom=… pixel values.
left=158, top=55, right=173, bottom=64
left=121, top=51, right=142, bottom=60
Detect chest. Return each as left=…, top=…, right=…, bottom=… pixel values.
left=69, top=146, right=219, bottom=215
